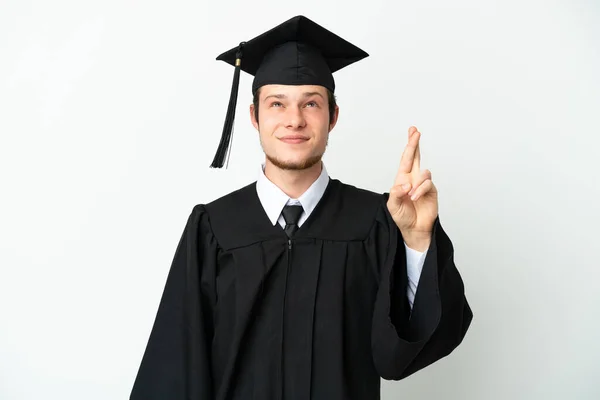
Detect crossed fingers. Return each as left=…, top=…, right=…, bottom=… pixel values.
left=394, top=126, right=433, bottom=201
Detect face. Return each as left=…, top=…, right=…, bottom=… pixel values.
left=250, top=84, right=339, bottom=171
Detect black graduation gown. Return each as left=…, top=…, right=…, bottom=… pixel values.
left=130, top=178, right=473, bottom=400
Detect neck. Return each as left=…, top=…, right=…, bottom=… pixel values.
left=264, top=159, right=322, bottom=199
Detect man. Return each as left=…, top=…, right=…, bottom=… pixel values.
left=130, top=15, right=472, bottom=400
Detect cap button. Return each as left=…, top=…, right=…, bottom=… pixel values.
left=236, top=41, right=245, bottom=59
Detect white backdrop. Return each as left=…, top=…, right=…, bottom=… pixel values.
left=1, top=0, right=599, bottom=399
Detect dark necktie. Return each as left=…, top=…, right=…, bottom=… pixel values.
left=282, top=205, right=303, bottom=238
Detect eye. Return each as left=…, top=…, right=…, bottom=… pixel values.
left=270, top=101, right=283, bottom=107
left=305, top=101, right=318, bottom=108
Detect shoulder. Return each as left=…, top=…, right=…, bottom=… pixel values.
left=335, top=179, right=394, bottom=226
left=184, top=181, right=257, bottom=235
left=185, top=182, right=257, bottom=216
left=304, top=178, right=390, bottom=241
left=204, top=181, right=257, bottom=214
left=198, top=182, right=272, bottom=249
left=334, top=179, right=387, bottom=205
left=329, top=179, right=388, bottom=218
left=194, top=180, right=258, bottom=225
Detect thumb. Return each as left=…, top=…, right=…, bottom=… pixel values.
left=388, top=183, right=412, bottom=207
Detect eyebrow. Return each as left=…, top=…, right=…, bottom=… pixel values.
left=263, top=92, right=325, bottom=102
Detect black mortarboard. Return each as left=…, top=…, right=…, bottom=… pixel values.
left=209, top=15, right=369, bottom=168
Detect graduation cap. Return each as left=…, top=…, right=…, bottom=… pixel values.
left=210, top=15, right=369, bottom=168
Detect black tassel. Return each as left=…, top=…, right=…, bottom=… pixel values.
left=210, top=42, right=245, bottom=168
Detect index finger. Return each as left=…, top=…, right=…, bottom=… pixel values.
left=413, top=134, right=421, bottom=172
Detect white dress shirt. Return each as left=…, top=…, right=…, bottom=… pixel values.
left=255, top=162, right=427, bottom=309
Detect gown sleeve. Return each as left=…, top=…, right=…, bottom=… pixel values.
left=369, top=195, right=473, bottom=380
left=130, top=205, right=218, bottom=399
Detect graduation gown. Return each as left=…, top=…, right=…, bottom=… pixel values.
left=130, top=178, right=473, bottom=400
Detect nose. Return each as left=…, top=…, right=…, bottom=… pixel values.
left=285, top=106, right=306, bottom=129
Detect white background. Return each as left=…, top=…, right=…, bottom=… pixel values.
left=1, top=0, right=599, bottom=399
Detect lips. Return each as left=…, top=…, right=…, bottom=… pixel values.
left=279, top=135, right=309, bottom=144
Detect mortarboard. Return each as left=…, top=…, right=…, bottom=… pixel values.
left=210, top=15, right=369, bottom=168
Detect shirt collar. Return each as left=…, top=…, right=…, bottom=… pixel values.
left=256, top=162, right=330, bottom=226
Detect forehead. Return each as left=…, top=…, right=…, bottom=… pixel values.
left=259, top=84, right=328, bottom=98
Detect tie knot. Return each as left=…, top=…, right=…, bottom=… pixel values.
left=282, top=205, right=303, bottom=225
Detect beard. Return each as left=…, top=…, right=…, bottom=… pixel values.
left=265, top=152, right=323, bottom=171
left=261, top=135, right=328, bottom=171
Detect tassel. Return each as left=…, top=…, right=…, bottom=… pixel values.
left=210, top=42, right=245, bottom=168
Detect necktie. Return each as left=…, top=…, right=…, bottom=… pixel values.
left=282, top=205, right=303, bottom=238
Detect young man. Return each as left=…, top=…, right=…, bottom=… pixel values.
left=130, top=15, right=472, bottom=400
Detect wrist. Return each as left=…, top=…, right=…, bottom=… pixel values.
left=402, top=231, right=432, bottom=252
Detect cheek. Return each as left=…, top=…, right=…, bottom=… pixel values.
left=306, top=106, right=329, bottom=122
left=257, top=117, right=280, bottom=147
left=258, top=111, right=281, bottom=133
left=305, top=112, right=330, bottom=135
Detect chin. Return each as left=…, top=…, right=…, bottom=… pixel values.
left=266, top=153, right=322, bottom=171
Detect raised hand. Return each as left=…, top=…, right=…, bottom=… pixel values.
left=386, top=126, right=439, bottom=251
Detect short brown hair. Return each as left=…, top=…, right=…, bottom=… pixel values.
left=253, top=87, right=337, bottom=124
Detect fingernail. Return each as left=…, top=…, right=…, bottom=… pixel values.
left=402, top=183, right=411, bottom=190
left=411, top=194, right=417, bottom=201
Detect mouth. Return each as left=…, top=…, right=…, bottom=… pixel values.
left=279, top=135, right=309, bottom=144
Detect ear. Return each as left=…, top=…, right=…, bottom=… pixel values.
left=250, top=104, right=259, bottom=131
left=328, top=105, right=340, bottom=132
